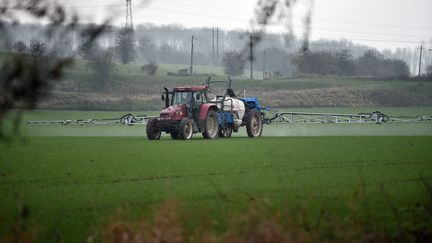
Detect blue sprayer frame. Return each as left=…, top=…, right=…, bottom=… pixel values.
left=216, top=97, right=268, bottom=128
left=240, top=97, right=269, bottom=111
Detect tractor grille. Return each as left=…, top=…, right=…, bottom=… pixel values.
left=160, top=114, right=170, bottom=120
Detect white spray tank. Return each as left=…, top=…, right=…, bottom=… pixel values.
left=211, top=95, right=245, bottom=130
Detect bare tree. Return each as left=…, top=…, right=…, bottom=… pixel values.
left=222, top=51, right=246, bottom=76
left=356, top=49, right=383, bottom=77
left=79, top=39, right=99, bottom=61
left=115, top=28, right=136, bottom=65
left=141, top=61, right=158, bottom=76
left=12, top=41, right=27, bottom=54
left=27, top=39, right=51, bottom=87
left=138, top=36, right=156, bottom=62
left=89, top=47, right=115, bottom=92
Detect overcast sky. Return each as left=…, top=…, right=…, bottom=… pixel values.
left=49, top=0, right=432, bottom=50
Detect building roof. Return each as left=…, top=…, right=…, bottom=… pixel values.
left=173, top=85, right=208, bottom=92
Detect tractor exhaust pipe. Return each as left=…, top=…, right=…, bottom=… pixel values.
left=163, top=87, right=169, bottom=108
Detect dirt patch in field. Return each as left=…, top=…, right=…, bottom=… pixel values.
left=34, top=86, right=432, bottom=110
left=254, top=88, right=432, bottom=107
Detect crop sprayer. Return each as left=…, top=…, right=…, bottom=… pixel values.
left=27, top=77, right=432, bottom=140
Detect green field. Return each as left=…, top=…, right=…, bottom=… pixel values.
left=1, top=109, right=432, bottom=242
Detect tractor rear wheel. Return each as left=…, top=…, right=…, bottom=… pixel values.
left=146, top=118, right=161, bottom=140
left=202, top=109, right=218, bottom=139
left=179, top=118, right=194, bottom=140
left=246, top=109, right=263, bottom=138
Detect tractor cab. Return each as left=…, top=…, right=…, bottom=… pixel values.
left=160, top=85, right=209, bottom=121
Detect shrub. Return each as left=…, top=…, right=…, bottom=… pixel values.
left=141, top=61, right=158, bottom=76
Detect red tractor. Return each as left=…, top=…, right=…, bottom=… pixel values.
left=146, top=77, right=265, bottom=140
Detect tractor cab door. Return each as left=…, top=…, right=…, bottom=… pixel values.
left=185, top=92, right=194, bottom=119
left=193, top=91, right=208, bottom=120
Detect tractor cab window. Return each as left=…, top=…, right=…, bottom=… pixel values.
left=195, top=91, right=208, bottom=104
left=172, top=92, right=192, bottom=105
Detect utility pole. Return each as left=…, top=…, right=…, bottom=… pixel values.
left=263, top=50, right=266, bottom=80
left=250, top=34, right=253, bottom=80
left=216, top=27, right=219, bottom=66
left=190, top=36, right=197, bottom=77
left=212, top=28, right=215, bottom=66
left=418, top=45, right=423, bottom=77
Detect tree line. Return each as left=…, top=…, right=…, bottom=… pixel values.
left=2, top=23, right=430, bottom=77
left=294, top=49, right=411, bottom=78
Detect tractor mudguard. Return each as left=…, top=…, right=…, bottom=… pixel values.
left=199, top=104, right=218, bottom=120
left=198, top=104, right=218, bottom=131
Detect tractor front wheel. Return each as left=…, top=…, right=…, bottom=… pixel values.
left=246, top=109, right=263, bottom=138
left=170, top=131, right=179, bottom=139
left=179, top=118, right=194, bottom=140
left=202, top=109, right=218, bottom=139
left=146, top=118, right=161, bottom=140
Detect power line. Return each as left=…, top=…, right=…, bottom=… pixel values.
left=307, top=25, right=432, bottom=39
left=6, top=3, right=431, bottom=47
left=133, top=7, right=432, bottom=39
left=340, top=38, right=425, bottom=44
left=153, top=0, right=252, bottom=16
left=134, top=27, right=428, bottom=45
left=141, top=6, right=249, bottom=23
left=7, top=4, right=124, bottom=9
left=312, top=17, right=432, bottom=31
left=127, top=26, right=427, bottom=46
left=80, top=19, right=429, bottom=47
left=152, top=0, right=432, bottom=31
left=65, top=2, right=431, bottom=35
left=10, top=1, right=432, bottom=31
left=9, top=3, right=432, bottom=38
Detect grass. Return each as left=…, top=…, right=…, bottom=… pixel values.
left=1, top=126, right=432, bottom=241
left=1, top=109, right=432, bottom=242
